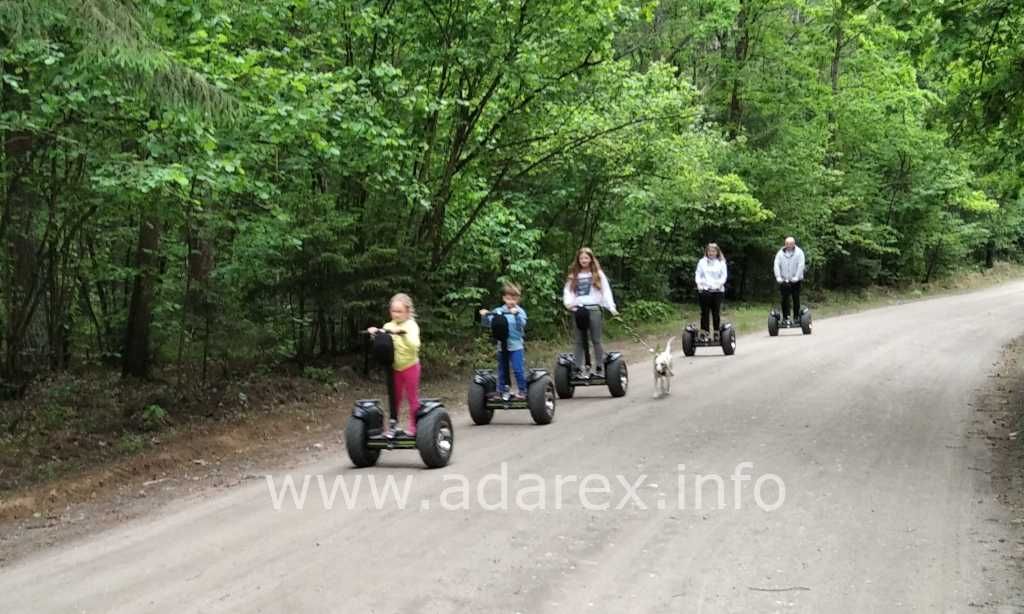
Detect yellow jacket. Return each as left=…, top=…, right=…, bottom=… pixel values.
left=384, top=318, right=420, bottom=371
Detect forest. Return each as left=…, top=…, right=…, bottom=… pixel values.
left=1, top=0, right=1022, bottom=384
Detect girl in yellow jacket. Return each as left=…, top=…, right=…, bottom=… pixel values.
left=367, top=293, right=421, bottom=436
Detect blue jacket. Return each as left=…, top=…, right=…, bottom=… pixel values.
left=482, top=306, right=527, bottom=352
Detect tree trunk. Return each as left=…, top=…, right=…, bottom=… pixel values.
left=727, top=1, right=750, bottom=140
left=296, top=286, right=306, bottom=366
left=737, top=250, right=749, bottom=301
left=923, top=240, right=942, bottom=284
left=826, top=3, right=844, bottom=166
left=318, top=305, right=330, bottom=356
left=2, top=131, right=39, bottom=378
left=122, top=215, right=162, bottom=378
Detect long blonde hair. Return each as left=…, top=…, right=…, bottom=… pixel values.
left=704, top=243, right=725, bottom=261
left=567, top=247, right=604, bottom=293
left=389, top=293, right=416, bottom=318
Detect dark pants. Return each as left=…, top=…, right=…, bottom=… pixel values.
left=780, top=281, right=802, bottom=319
left=699, top=291, right=723, bottom=332
left=573, top=307, right=605, bottom=368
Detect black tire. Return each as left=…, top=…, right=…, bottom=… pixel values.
left=768, top=315, right=779, bottom=337
left=800, top=310, right=812, bottom=335
left=682, top=329, right=696, bottom=356
left=416, top=409, right=454, bottom=469
left=721, top=327, right=737, bottom=355
left=527, top=376, right=556, bottom=425
left=467, top=382, right=493, bottom=425
left=606, top=359, right=628, bottom=397
left=345, top=417, right=380, bottom=468
left=554, top=363, right=575, bottom=399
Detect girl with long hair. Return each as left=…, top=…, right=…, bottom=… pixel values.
left=562, top=247, right=619, bottom=377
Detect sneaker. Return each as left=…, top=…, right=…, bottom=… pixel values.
left=698, top=330, right=711, bottom=342
left=713, top=331, right=720, bottom=342
left=593, top=365, right=604, bottom=378
left=512, top=392, right=526, bottom=401
left=405, top=425, right=417, bottom=437
left=381, top=428, right=396, bottom=439
left=573, top=368, right=586, bottom=380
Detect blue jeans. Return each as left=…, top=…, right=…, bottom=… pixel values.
left=497, top=349, right=527, bottom=393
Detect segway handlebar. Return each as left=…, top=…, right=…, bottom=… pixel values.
left=364, top=328, right=407, bottom=336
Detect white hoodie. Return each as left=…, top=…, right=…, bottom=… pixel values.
left=563, top=271, right=617, bottom=313
left=695, top=257, right=727, bottom=292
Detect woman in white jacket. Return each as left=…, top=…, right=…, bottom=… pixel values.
left=694, top=243, right=727, bottom=341
left=563, top=247, right=618, bottom=377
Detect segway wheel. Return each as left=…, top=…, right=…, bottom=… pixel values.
left=682, top=329, right=696, bottom=357
left=467, top=381, right=493, bottom=425
left=721, top=327, right=737, bottom=355
left=416, top=408, right=454, bottom=469
left=768, top=314, right=779, bottom=337
left=527, top=376, right=556, bottom=425
left=345, top=417, right=380, bottom=468
left=606, top=359, right=628, bottom=397
left=554, top=362, right=575, bottom=399
left=800, top=309, right=812, bottom=335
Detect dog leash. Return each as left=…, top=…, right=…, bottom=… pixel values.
left=614, top=317, right=657, bottom=352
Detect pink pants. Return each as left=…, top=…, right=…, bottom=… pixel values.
left=393, top=362, right=421, bottom=433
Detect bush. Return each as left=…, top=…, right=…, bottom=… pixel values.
left=302, top=366, right=335, bottom=385
left=116, top=433, right=146, bottom=454
left=620, top=300, right=678, bottom=325
left=140, top=404, right=169, bottom=431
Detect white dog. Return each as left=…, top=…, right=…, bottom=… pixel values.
left=652, top=337, right=674, bottom=398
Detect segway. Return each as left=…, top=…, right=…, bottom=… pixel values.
left=468, top=309, right=555, bottom=425
left=681, top=290, right=736, bottom=356
left=681, top=322, right=736, bottom=356
left=553, top=307, right=628, bottom=399
left=768, top=306, right=812, bottom=336
left=345, top=330, right=454, bottom=469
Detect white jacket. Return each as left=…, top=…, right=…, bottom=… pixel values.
left=695, top=257, right=727, bottom=292
left=563, top=271, right=617, bottom=313
left=774, top=247, right=806, bottom=282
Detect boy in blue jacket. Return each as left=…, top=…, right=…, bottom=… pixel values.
left=478, top=283, right=528, bottom=400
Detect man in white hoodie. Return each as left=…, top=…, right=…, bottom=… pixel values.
left=773, top=237, right=806, bottom=324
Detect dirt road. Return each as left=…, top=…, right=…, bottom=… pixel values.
left=3, top=283, right=1024, bottom=613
